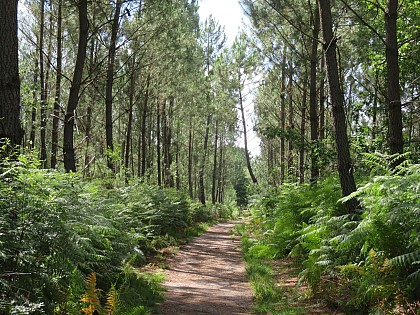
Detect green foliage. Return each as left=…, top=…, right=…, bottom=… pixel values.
left=245, top=162, right=420, bottom=314
left=239, top=230, right=284, bottom=314
left=114, top=266, right=164, bottom=315
left=0, top=154, right=231, bottom=314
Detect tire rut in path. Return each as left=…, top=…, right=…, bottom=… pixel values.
left=157, top=221, right=253, bottom=315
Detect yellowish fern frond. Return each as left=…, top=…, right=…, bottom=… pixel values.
left=104, top=285, right=118, bottom=315
left=80, top=272, right=101, bottom=315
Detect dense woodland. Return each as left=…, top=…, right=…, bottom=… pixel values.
left=0, top=0, right=419, bottom=314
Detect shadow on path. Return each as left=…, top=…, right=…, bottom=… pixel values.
left=157, top=222, right=253, bottom=315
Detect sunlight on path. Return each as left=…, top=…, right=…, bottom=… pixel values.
left=157, top=222, right=253, bottom=315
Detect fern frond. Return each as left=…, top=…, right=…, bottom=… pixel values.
left=389, top=250, right=420, bottom=267
left=105, top=285, right=118, bottom=315
left=81, top=272, right=101, bottom=315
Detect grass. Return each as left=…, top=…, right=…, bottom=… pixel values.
left=235, top=223, right=321, bottom=315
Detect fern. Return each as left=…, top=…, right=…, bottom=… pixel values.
left=105, top=285, right=118, bottom=315
left=362, top=151, right=411, bottom=175
left=80, top=272, right=101, bottom=315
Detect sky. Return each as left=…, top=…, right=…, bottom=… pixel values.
left=197, top=0, right=244, bottom=45
left=197, top=0, right=261, bottom=157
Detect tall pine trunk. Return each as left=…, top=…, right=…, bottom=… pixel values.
left=299, top=78, right=308, bottom=184
left=239, top=88, right=258, bottom=183
left=141, top=74, right=150, bottom=177
left=212, top=119, right=219, bottom=204
left=309, top=4, right=320, bottom=181
left=0, top=0, right=23, bottom=154
left=385, top=0, right=404, bottom=162
left=125, top=57, right=135, bottom=174
left=188, top=123, right=194, bottom=199
left=156, top=99, right=162, bottom=186
left=105, top=0, right=122, bottom=172
left=63, top=0, right=89, bottom=172
left=318, top=0, right=358, bottom=213
left=39, top=0, right=48, bottom=167
left=199, top=114, right=211, bottom=204
left=30, top=48, right=38, bottom=149
left=287, top=66, right=294, bottom=179
left=319, top=56, right=326, bottom=140
left=280, top=53, right=286, bottom=184
left=51, top=0, right=63, bottom=169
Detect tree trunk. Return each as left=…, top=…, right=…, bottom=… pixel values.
left=39, top=0, right=48, bottom=167
left=105, top=0, right=122, bottom=172
left=83, top=33, right=96, bottom=177
left=63, top=0, right=89, bottom=172
left=280, top=53, right=286, bottom=184
left=162, top=97, right=174, bottom=187
left=156, top=99, right=162, bottom=186
left=318, top=0, right=358, bottom=213
left=217, top=135, right=224, bottom=203
left=30, top=49, right=38, bottom=150
left=372, top=69, right=379, bottom=141
left=188, top=123, right=194, bottom=199
left=125, top=57, right=135, bottom=173
left=299, top=78, right=307, bottom=184
left=385, top=0, right=404, bottom=160
left=51, top=0, right=63, bottom=169
left=239, top=88, right=258, bottom=183
left=287, top=66, right=294, bottom=180
left=212, top=119, right=219, bottom=204
left=309, top=3, right=320, bottom=181
left=199, top=114, right=211, bottom=204
left=141, top=73, right=150, bottom=177
left=0, top=0, right=23, bottom=154
left=319, top=55, right=326, bottom=140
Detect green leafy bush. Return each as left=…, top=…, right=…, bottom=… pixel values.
left=246, top=163, right=420, bottom=314
left=0, top=154, right=231, bottom=314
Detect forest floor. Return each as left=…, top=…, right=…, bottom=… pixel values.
left=153, top=221, right=342, bottom=315
left=156, top=221, right=253, bottom=314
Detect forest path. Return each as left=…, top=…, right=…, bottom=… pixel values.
left=157, top=221, right=253, bottom=315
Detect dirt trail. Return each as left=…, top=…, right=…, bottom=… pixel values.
left=157, top=221, right=253, bottom=315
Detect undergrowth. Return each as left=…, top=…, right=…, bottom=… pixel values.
left=236, top=224, right=307, bottom=315
left=0, top=153, right=238, bottom=314
left=243, top=159, right=420, bottom=314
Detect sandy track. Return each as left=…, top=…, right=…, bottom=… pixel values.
left=157, top=222, right=253, bottom=315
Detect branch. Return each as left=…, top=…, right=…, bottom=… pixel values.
left=339, top=0, right=387, bottom=46
left=263, top=0, right=324, bottom=45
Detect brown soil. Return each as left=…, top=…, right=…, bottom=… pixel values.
left=157, top=221, right=253, bottom=315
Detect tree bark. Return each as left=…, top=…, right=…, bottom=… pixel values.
left=83, top=32, right=96, bottom=177
left=51, top=0, right=63, bottom=169
left=319, top=55, right=326, bottom=140
left=287, top=66, right=294, bottom=180
left=188, top=122, right=194, bottom=199
left=318, top=0, right=358, bottom=213
left=39, top=0, right=47, bottom=165
left=212, top=119, right=219, bottom=204
left=30, top=48, right=39, bottom=150
left=125, top=57, right=135, bottom=173
left=280, top=53, right=286, bottom=184
left=299, top=78, right=307, bottom=184
left=157, top=99, right=162, bottom=186
left=0, top=0, right=23, bottom=153
left=239, top=88, right=258, bottom=183
left=162, top=97, right=173, bottom=187
left=63, top=0, right=89, bottom=172
left=217, top=135, right=224, bottom=203
left=141, top=73, right=150, bottom=177
left=105, top=0, right=122, bottom=172
left=199, top=114, right=211, bottom=204
left=309, top=3, right=320, bottom=181
left=385, top=0, right=404, bottom=160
